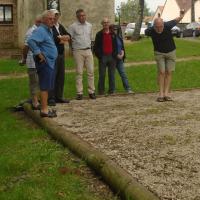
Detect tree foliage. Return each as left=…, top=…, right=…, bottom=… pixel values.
left=120, top=0, right=150, bottom=23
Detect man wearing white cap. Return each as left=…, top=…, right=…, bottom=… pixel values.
left=48, top=9, right=71, bottom=105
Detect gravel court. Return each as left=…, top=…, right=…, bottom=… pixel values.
left=53, top=90, right=200, bottom=200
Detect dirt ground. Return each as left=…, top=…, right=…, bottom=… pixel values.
left=53, top=90, right=200, bottom=200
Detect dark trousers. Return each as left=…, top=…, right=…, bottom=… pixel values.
left=98, top=55, right=116, bottom=94
left=49, top=54, right=65, bottom=100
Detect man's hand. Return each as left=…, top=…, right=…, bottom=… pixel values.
left=37, top=53, right=46, bottom=63
left=175, top=9, right=185, bottom=23
left=117, top=50, right=124, bottom=60
left=180, top=9, right=185, bottom=18
left=58, top=35, right=70, bottom=44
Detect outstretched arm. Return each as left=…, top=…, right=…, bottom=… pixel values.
left=175, top=9, right=185, bottom=23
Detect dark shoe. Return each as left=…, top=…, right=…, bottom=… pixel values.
left=108, top=91, right=115, bottom=95
left=89, top=93, right=96, bottom=99
left=98, top=91, right=104, bottom=95
left=32, top=104, right=40, bottom=110
left=40, top=110, right=57, bottom=118
left=55, top=98, right=70, bottom=103
left=76, top=94, right=83, bottom=100
left=48, top=99, right=56, bottom=106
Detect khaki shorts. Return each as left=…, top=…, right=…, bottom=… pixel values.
left=27, top=68, right=39, bottom=97
left=154, top=50, right=176, bottom=72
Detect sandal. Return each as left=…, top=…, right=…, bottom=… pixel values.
left=32, top=104, right=41, bottom=110
left=156, top=97, right=165, bottom=102
left=40, top=110, right=57, bottom=118
left=164, top=96, right=173, bottom=101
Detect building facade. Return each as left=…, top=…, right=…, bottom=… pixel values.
left=153, top=0, right=200, bottom=23
left=0, top=0, right=115, bottom=49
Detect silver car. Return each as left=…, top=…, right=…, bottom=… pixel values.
left=124, top=22, right=147, bottom=39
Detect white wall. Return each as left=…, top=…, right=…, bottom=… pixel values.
left=161, top=0, right=200, bottom=23
left=161, top=0, right=180, bottom=22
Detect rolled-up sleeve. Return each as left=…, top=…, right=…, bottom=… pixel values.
left=27, top=29, right=44, bottom=56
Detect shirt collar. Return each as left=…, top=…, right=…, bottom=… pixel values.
left=76, top=20, right=87, bottom=25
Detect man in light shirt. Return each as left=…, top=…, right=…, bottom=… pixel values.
left=21, top=15, right=42, bottom=110
left=68, top=9, right=95, bottom=100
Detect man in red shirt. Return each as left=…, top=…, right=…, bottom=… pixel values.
left=94, top=17, right=117, bottom=95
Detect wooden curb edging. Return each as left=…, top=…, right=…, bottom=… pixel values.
left=23, top=103, right=160, bottom=200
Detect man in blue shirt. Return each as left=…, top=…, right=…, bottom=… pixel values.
left=28, top=10, right=58, bottom=118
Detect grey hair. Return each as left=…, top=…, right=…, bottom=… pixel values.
left=35, top=14, right=42, bottom=21
left=41, top=10, right=54, bottom=19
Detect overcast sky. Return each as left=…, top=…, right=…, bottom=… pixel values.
left=115, top=0, right=166, bottom=12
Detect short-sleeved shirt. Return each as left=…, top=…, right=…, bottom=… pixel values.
left=68, top=21, right=92, bottom=50
left=24, top=25, right=38, bottom=68
left=145, top=20, right=177, bottom=53
left=28, top=24, right=58, bottom=69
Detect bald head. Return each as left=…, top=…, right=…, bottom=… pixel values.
left=154, top=18, right=164, bottom=34
left=101, top=17, right=110, bottom=32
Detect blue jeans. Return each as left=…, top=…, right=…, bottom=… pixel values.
left=98, top=55, right=116, bottom=94
left=116, top=59, right=131, bottom=91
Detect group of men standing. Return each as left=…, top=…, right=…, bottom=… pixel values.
left=23, top=7, right=185, bottom=118
left=23, top=8, right=132, bottom=118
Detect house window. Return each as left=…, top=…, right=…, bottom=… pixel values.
left=0, top=5, right=13, bottom=24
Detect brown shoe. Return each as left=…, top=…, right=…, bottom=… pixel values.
left=76, top=94, right=83, bottom=100
left=89, top=93, right=96, bottom=99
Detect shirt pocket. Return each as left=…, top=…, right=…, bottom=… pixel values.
left=74, top=28, right=83, bottom=36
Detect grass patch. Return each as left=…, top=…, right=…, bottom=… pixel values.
left=1, top=38, right=200, bottom=74
left=125, top=38, right=200, bottom=62
left=0, top=78, right=118, bottom=200
left=62, top=60, right=200, bottom=98
left=0, top=59, right=27, bottom=74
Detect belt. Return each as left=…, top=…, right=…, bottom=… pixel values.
left=79, top=47, right=91, bottom=50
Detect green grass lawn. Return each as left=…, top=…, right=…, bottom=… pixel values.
left=1, top=38, right=200, bottom=74
left=125, top=38, right=200, bottom=62
left=63, top=60, right=200, bottom=97
left=0, top=78, right=118, bottom=200
left=0, top=59, right=27, bottom=74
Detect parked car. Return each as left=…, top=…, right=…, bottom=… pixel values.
left=124, top=22, right=147, bottom=39
left=171, top=26, right=181, bottom=37
left=180, top=22, right=200, bottom=37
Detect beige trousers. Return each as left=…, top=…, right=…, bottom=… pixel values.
left=73, top=49, right=95, bottom=94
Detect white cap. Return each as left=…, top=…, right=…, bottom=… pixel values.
left=50, top=9, right=59, bottom=14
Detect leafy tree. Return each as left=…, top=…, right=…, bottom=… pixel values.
left=120, top=0, right=150, bottom=23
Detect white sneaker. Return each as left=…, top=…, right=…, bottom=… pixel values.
left=127, top=90, right=134, bottom=94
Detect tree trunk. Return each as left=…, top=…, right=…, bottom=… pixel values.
left=191, top=0, right=195, bottom=22
left=131, top=0, right=144, bottom=41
